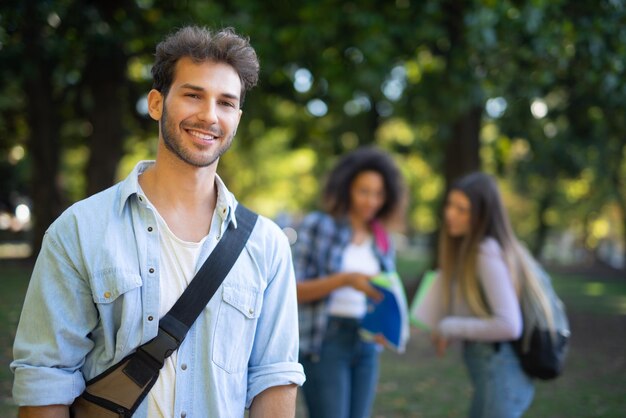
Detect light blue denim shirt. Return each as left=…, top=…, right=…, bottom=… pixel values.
left=11, top=161, right=305, bottom=417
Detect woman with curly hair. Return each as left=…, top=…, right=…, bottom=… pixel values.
left=292, top=146, right=405, bottom=418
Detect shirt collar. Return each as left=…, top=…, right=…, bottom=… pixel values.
left=118, top=160, right=153, bottom=215
left=118, top=160, right=238, bottom=228
left=214, top=173, right=237, bottom=228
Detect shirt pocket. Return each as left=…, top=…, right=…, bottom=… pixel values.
left=89, top=270, right=143, bottom=357
left=91, top=269, right=142, bottom=303
left=212, top=283, right=262, bottom=373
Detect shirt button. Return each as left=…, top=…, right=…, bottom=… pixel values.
left=148, top=226, right=153, bottom=232
left=248, top=308, right=254, bottom=315
left=104, top=291, right=111, bottom=299
left=148, top=316, right=154, bottom=321
left=181, top=364, right=187, bottom=370
left=181, top=412, right=187, bottom=418
left=149, top=268, right=155, bottom=274
left=216, top=235, right=221, bottom=240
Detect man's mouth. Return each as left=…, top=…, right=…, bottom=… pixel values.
left=187, top=128, right=218, bottom=141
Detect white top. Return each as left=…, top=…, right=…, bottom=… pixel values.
left=439, top=238, right=523, bottom=341
left=327, top=237, right=380, bottom=318
left=144, top=195, right=210, bottom=418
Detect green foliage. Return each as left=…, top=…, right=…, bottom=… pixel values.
left=0, top=0, right=624, bottom=259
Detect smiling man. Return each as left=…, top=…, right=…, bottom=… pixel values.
left=11, top=26, right=304, bottom=418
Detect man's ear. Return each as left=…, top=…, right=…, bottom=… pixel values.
left=147, top=89, right=163, bottom=121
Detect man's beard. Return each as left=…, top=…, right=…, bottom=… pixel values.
left=160, top=104, right=234, bottom=168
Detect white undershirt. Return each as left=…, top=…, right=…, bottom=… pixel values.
left=145, top=198, right=208, bottom=418
left=327, top=237, right=380, bottom=318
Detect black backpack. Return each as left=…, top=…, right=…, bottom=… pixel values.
left=513, top=259, right=571, bottom=380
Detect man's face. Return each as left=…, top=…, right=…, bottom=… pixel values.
left=151, top=57, right=243, bottom=168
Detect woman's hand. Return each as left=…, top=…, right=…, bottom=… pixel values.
left=344, top=273, right=383, bottom=301
left=431, top=331, right=449, bottom=357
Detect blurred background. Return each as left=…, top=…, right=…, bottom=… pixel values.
left=0, top=0, right=625, bottom=417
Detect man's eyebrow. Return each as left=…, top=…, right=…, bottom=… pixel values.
left=180, top=83, right=204, bottom=91
left=179, top=83, right=240, bottom=101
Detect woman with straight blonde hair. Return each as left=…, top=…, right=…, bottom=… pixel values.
left=422, top=172, right=553, bottom=418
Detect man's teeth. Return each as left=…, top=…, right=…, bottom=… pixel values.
left=189, top=130, right=215, bottom=140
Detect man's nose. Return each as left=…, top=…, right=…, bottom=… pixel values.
left=198, top=100, right=218, bottom=123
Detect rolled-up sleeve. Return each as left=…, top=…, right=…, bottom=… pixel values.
left=11, top=227, right=97, bottom=406
left=246, top=229, right=305, bottom=407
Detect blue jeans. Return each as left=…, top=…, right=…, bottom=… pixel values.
left=463, top=341, right=535, bottom=418
left=300, top=316, right=380, bottom=418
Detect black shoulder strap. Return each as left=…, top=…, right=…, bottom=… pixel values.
left=129, top=204, right=258, bottom=381
left=167, top=203, right=258, bottom=329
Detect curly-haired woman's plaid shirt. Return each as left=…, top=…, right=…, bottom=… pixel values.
left=292, top=211, right=396, bottom=359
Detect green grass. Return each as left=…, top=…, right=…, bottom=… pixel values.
left=396, top=253, right=431, bottom=280
left=551, top=273, right=626, bottom=316
left=0, top=264, right=30, bottom=417
left=372, top=264, right=626, bottom=418
left=3, top=261, right=626, bottom=418
left=375, top=332, right=626, bottom=418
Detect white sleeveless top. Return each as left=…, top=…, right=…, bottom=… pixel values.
left=327, top=237, right=380, bottom=318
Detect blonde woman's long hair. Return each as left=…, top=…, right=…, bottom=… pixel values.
left=438, top=173, right=554, bottom=329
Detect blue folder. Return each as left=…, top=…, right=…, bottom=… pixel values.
left=360, top=272, right=409, bottom=353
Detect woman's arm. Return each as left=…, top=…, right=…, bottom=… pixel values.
left=292, top=213, right=381, bottom=303
left=296, top=272, right=382, bottom=303
left=437, top=239, right=522, bottom=341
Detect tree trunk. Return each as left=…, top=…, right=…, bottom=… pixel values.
left=24, top=77, right=63, bottom=257
left=444, top=105, right=482, bottom=188
left=620, top=202, right=626, bottom=276
left=432, top=109, right=482, bottom=271
left=84, top=36, right=129, bottom=196
left=611, top=156, right=626, bottom=273
left=81, top=0, right=136, bottom=196
left=23, top=1, right=64, bottom=257
left=532, top=188, right=554, bottom=258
